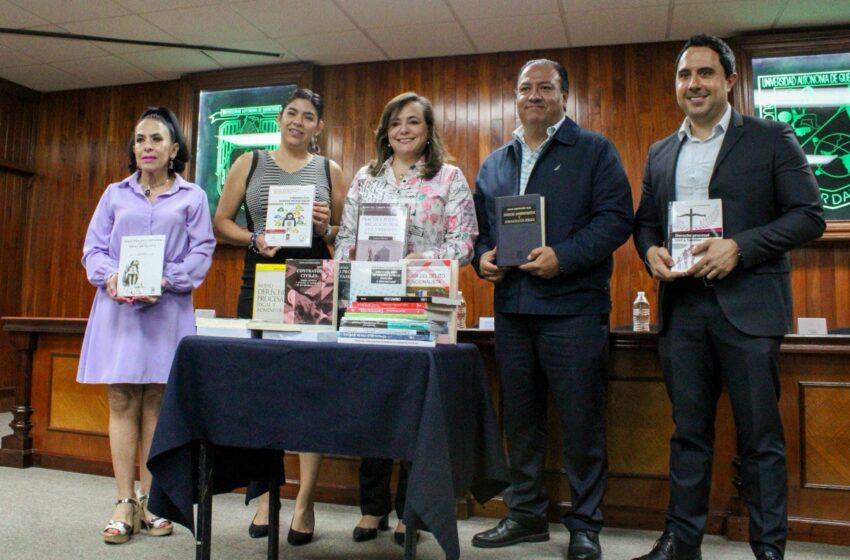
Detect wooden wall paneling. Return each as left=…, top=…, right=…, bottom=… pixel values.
left=0, top=78, right=38, bottom=411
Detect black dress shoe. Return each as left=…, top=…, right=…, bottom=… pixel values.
left=248, top=522, right=268, bottom=539
left=471, top=518, right=549, bottom=548
left=352, top=515, right=389, bottom=542
left=632, top=531, right=702, bottom=560
left=756, top=551, right=782, bottom=560
left=568, top=530, right=601, bottom=560
left=393, top=530, right=421, bottom=546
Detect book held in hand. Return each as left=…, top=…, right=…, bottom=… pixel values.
left=354, top=202, right=408, bottom=261
left=495, top=194, right=546, bottom=267
left=117, top=234, right=165, bottom=297
left=264, top=185, right=315, bottom=247
left=668, top=199, right=723, bottom=273
left=252, top=263, right=287, bottom=322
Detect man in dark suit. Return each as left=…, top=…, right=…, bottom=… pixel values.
left=471, top=58, right=634, bottom=560
left=632, top=35, right=825, bottom=560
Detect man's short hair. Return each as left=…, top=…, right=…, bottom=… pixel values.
left=675, top=34, right=736, bottom=78
left=517, top=58, right=569, bottom=93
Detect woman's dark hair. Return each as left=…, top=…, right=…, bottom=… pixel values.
left=126, top=106, right=190, bottom=174
left=368, top=92, right=449, bottom=180
left=282, top=88, right=324, bottom=153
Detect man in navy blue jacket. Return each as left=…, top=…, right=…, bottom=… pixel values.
left=471, top=59, right=634, bottom=560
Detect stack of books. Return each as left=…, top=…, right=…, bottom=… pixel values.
left=338, top=297, right=437, bottom=347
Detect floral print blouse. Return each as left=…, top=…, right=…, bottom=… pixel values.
left=335, top=158, right=478, bottom=265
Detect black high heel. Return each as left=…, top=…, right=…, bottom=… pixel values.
left=352, top=514, right=389, bottom=542
left=393, top=529, right=421, bottom=546
left=248, top=519, right=269, bottom=539
left=287, top=508, right=314, bottom=546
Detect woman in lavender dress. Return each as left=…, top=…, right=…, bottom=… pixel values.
left=77, top=107, right=215, bottom=545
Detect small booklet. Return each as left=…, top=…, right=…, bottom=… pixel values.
left=251, top=263, right=287, bottom=322
left=349, top=261, right=407, bottom=301
left=354, top=202, right=409, bottom=261
left=495, top=194, right=546, bottom=267
left=117, top=234, right=165, bottom=297
left=668, top=199, right=723, bottom=272
left=264, top=184, right=315, bottom=247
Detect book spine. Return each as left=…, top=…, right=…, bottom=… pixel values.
left=337, top=336, right=436, bottom=348
left=339, top=327, right=432, bottom=336
left=356, top=296, right=433, bottom=303
left=348, top=302, right=426, bottom=310
left=340, top=319, right=431, bottom=330
left=338, top=331, right=435, bottom=342
left=343, top=312, right=427, bottom=320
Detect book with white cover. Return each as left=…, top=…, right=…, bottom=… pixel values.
left=354, top=202, right=409, bottom=261
left=405, top=259, right=458, bottom=298
left=264, top=185, right=315, bottom=247
left=195, top=318, right=256, bottom=338
left=349, top=261, right=407, bottom=301
left=117, top=235, right=165, bottom=297
left=668, top=199, right=723, bottom=273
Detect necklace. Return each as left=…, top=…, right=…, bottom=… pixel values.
left=394, top=163, right=417, bottom=184
left=141, top=176, right=170, bottom=197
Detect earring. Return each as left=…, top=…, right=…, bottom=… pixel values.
left=169, top=158, right=174, bottom=171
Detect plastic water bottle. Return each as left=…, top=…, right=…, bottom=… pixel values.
left=457, top=291, right=467, bottom=329
left=633, top=291, right=650, bottom=332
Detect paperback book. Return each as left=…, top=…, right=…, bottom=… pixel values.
left=117, top=234, right=165, bottom=297
left=195, top=318, right=256, bottom=339
left=349, top=261, right=407, bottom=301
left=283, top=259, right=336, bottom=327
left=405, top=259, right=458, bottom=298
left=334, top=261, right=351, bottom=326
left=668, top=199, right=723, bottom=273
left=251, top=263, right=287, bottom=322
left=495, top=194, right=546, bottom=267
left=354, top=202, right=408, bottom=261
left=264, top=184, right=315, bottom=247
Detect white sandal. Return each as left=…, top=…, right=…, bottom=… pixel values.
left=103, top=497, right=140, bottom=544
left=138, top=494, right=173, bottom=537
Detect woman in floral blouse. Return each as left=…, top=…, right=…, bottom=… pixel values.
left=335, top=91, right=478, bottom=545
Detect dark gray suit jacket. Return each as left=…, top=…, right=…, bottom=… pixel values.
left=633, top=109, right=825, bottom=337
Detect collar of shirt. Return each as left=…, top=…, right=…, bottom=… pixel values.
left=378, top=155, right=426, bottom=184
left=125, top=172, right=191, bottom=192
left=677, top=103, right=732, bottom=143
left=512, top=115, right=566, bottom=152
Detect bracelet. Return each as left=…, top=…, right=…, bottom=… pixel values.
left=249, top=230, right=262, bottom=254
left=323, top=223, right=333, bottom=240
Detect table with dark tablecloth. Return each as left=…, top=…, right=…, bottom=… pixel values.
left=147, top=336, right=509, bottom=559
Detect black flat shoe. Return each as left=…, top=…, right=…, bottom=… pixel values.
left=352, top=515, right=389, bottom=542
left=393, top=530, right=421, bottom=546
left=248, top=522, right=268, bottom=539
left=287, top=526, right=313, bottom=546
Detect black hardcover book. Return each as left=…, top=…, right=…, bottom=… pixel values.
left=495, top=194, right=546, bottom=267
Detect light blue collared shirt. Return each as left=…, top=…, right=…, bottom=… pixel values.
left=513, top=116, right=566, bottom=195
left=675, top=104, right=732, bottom=201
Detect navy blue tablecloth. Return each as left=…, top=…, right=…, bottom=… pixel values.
left=147, top=336, right=509, bottom=559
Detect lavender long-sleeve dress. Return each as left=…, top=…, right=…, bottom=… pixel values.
left=77, top=173, right=215, bottom=384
